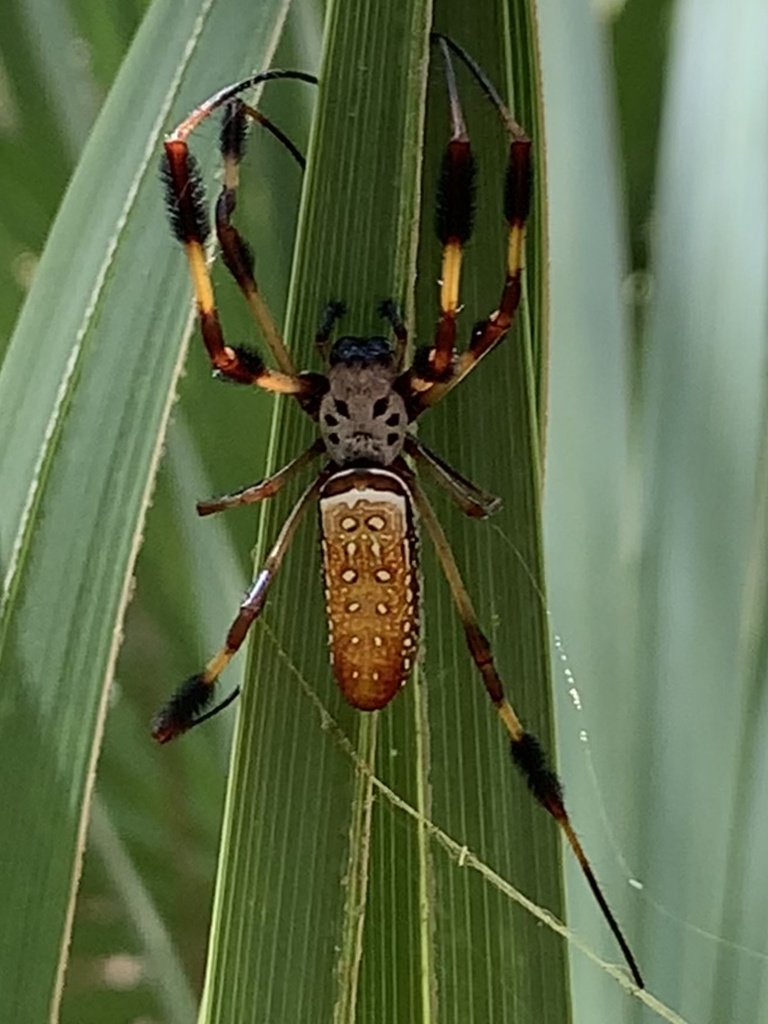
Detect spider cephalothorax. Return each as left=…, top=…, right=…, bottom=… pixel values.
left=152, top=34, right=643, bottom=989
left=319, top=334, right=407, bottom=466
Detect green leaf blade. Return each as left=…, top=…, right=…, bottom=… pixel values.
left=0, top=0, right=304, bottom=1017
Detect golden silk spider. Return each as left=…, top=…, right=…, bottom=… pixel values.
left=155, top=34, right=643, bottom=989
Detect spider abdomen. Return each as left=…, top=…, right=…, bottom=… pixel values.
left=319, top=467, right=419, bottom=710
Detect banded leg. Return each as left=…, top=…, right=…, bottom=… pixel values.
left=431, top=38, right=474, bottom=383
left=216, top=99, right=297, bottom=375
left=402, top=438, right=501, bottom=518
left=405, top=467, right=644, bottom=988
left=161, top=139, right=316, bottom=393
left=402, top=36, right=533, bottom=415
left=400, top=36, right=475, bottom=399
left=162, top=69, right=321, bottom=395
left=446, top=124, right=530, bottom=394
left=152, top=469, right=329, bottom=743
left=197, top=438, right=325, bottom=516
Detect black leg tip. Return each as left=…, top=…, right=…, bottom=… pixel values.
left=152, top=673, right=214, bottom=744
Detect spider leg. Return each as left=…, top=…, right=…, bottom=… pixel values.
left=404, top=466, right=644, bottom=989
left=399, top=37, right=474, bottom=401
left=167, top=69, right=317, bottom=145
left=216, top=99, right=298, bottom=376
left=427, top=129, right=530, bottom=406
left=161, top=138, right=317, bottom=395
left=152, top=469, right=329, bottom=743
left=161, top=70, right=323, bottom=399
left=401, top=438, right=501, bottom=518
left=402, top=36, right=532, bottom=416
left=197, top=438, right=325, bottom=516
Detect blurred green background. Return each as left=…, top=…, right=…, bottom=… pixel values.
left=1, top=0, right=766, bottom=1022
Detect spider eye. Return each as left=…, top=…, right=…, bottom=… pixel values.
left=372, top=397, right=388, bottom=417
left=335, top=399, right=350, bottom=418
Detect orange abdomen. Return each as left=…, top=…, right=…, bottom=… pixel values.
left=319, top=468, right=419, bottom=710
